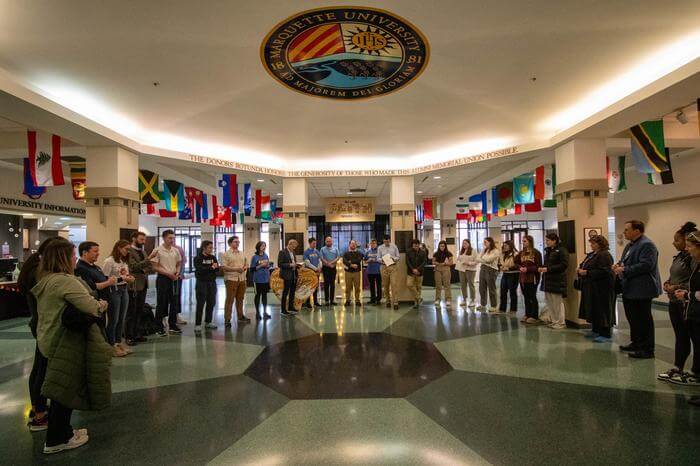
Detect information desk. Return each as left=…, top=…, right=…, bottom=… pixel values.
left=0, top=281, right=28, bottom=321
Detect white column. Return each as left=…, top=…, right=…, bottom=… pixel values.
left=389, top=176, right=415, bottom=303
left=282, top=178, right=308, bottom=251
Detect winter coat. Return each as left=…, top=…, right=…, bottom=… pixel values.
left=41, top=313, right=112, bottom=411
left=126, top=246, right=152, bottom=292
left=578, top=251, right=616, bottom=328
left=540, top=246, right=569, bottom=296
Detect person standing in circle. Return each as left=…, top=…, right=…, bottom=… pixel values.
left=193, top=240, right=219, bottom=333
left=320, top=236, right=340, bottom=306
left=101, top=240, right=135, bottom=356
left=498, top=240, right=519, bottom=314
left=538, top=233, right=569, bottom=329
left=455, top=239, right=477, bottom=308
left=577, top=235, right=616, bottom=342
left=476, top=237, right=500, bottom=312
left=516, top=235, right=543, bottom=324
left=433, top=240, right=454, bottom=308
left=250, top=241, right=272, bottom=320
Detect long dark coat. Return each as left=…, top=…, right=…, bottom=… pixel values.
left=578, top=251, right=616, bottom=328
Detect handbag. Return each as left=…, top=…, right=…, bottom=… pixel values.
left=62, top=302, right=101, bottom=331
left=573, top=277, right=581, bottom=291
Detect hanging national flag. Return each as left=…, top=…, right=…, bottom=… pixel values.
left=479, top=190, right=487, bottom=221
left=68, top=161, right=86, bottom=200
left=524, top=199, right=542, bottom=212
left=243, top=183, right=252, bottom=216
left=163, top=180, right=185, bottom=212
left=496, top=181, right=514, bottom=209
left=271, top=200, right=283, bottom=224
left=23, top=158, right=46, bottom=199
left=138, top=170, right=160, bottom=204
left=260, top=193, right=271, bottom=221
left=201, top=193, right=209, bottom=221
left=534, top=166, right=545, bottom=200
left=489, top=188, right=499, bottom=215
left=468, top=194, right=483, bottom=217
left=423, top=199, right=434, bottom=221
left=513, top=174, right=535, bottom=204
left=607, top=156, right=627, bottom=193
left=218, top=174, right=238, bottom=211
left=543, top=164, right=557, bottom=208
left=456, top=197, right=469, bottom=215
left=647, top=149, right=674, bottom=185
left=27, top=130, right=64, bottom=186
left=629, top=120, right=668, bottom=173
left=178, top=205, right=192, bottom=220
left=159, top=209, right=177, bottom=218
left=514, top=204, right=523, bottom=215
left=415, top=203, right=424, bottom=224
left=185, top=187, right=205, bottom=223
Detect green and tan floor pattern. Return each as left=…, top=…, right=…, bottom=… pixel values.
left=1, top=281, right=698, bottom=465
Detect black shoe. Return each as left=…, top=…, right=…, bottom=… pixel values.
left=330, top=302, right=337, bottom=306
left=355, top=301, right=362, bottom=306
left=628, top=351, right=654, bottom=359
left=386, top=302, right=392, bottom=308
left=224, top=321, right=232, bottom=329
left=256, top=313, right=262, bottom=320
left=281, top=310, right=293, bottom=317
left=393, top=304, right=399, bottom=310
left=168, top=326, right=182, bottom=335
left=155, top=329, right=167, bottom=337
left=263, top=313, right=272, bottom=320
left=238, top=316, right=251, bottom=323
left=134, top=336, right=147, bottom=343
left=125, top=339, right=138, bottom=346
left=619, top=344, right=637, bottom=353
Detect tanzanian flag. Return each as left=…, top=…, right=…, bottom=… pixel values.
left=629, top=120, right=669, bottom=173
left=647, top=148, right=674, bottom=185
left=163, top=179, right=185, bottom=212
left=139, top=170, right=161, bottom=204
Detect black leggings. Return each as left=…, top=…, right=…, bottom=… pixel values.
left=28, top=344, right=48, bottom=413
left=322, top=266, right=336, bottom=303
left=669, top=300, right=691, bottom=369
left=521, top=282, right=539, bottom=318
left=254, top=282, right=270, bottom=314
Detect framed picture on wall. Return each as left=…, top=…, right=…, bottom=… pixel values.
left=583, top=227, right=603, bottom=253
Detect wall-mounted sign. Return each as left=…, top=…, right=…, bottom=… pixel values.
left=325, top=197, right=375, bottom=223
left=0, top=196, right=86, bottom=218
left=261, top=6, right=429, bottom=100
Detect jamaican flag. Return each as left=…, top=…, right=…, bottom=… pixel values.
left=163, top=179, right=185, bottom=212
left=629, top=120, right=669, bottom=173
left=139, top=170, right=161, bottom=204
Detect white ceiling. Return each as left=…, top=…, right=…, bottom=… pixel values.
left=0, top=0, right=699, bottom=173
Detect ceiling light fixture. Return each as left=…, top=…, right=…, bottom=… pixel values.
left=256, top=179, right=265, bottom=182
left=416, top=191, right=423, bottom=194
left=276, top=193, right=283, bottom=196
left=433, top=176, right=441, bottom=179
left=676, top=110, right=688, bottom=124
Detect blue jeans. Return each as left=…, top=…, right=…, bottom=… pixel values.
left=107, top=287, right=129, bottom=344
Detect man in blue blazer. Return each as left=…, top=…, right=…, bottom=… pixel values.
left=613, top=220, right=662, bottom=359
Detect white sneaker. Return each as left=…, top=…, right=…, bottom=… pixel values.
left=194, top=325, right=202, bottom=333
left=205, top=323, right=218, bottom=330
left=435, top=299, right=441, bottom=305
left=44, top=432, right=89, bottom=454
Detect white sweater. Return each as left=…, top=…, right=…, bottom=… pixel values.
left=477, top=249, right=501, bottom=270
left=456, top=251, right=478, bottom=272
left=101, top=257, right=129, bottom=286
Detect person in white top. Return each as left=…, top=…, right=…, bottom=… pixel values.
left=149, top=229, right=182, bottom=335
left=102, top=239, right=135, bottom=357
left=476, top=237, right=500, bottom=311
left=219, top=236, right=249, bottom=326
left=455, top=239, right=478, bottom=307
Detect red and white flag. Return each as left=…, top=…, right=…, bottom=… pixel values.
left=27, top=130, right=64, bottom=186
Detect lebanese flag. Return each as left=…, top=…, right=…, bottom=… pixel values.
left=28, top=130, right=64, bottom=186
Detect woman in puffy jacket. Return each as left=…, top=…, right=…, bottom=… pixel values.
left=476, top=237, right=500, bottom=312
left=31, top=238, right=108, bottom=454
left=538, top=233, right=569, bottom=329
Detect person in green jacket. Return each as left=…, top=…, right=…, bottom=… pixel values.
left=31, top=238, right=108, bottom=455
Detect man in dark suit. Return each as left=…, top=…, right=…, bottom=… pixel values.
left=613, top=220, right=662, bottom=359
left=278, top=238, right=301, bottom=317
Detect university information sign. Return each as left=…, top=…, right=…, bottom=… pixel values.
left=326, top=197, right=375, bottom=223
left=0, top=196, right=86, bottom=218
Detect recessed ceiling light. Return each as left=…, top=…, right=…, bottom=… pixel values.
left=256, top=179, right=264, bottom=182
left=433, top=176, right=441, bottom=179
left=347, top=192, right=353, bottom=195
left=276, top=193, right=283, bottom=196
left=416, top=191, right=423, bottom=194
left=59, top=217, right=70, bottom=220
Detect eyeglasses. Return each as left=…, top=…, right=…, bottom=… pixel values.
left=688, top=231, right=700, bottom=243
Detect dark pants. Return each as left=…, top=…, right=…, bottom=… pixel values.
left=689, top=319, right=700, bottom=374
left=281, top=278, right=296, bottom=312
left=195, top=280, right=217, bottom=325
left=368, top=273, right=382, bottom=303
left=592, top=315, right=612, bottom=338
left=521, top=282, right=539, bottom=318
left=156, top=275, right=178, bottom=329
left=174, top=278, right=183, bottom=314
left=669, top=300, right=691, bottom=369
left=28, top=345, right=48, bottom=413
left=45, top=400, right=73, bottom=447
left=254, top=282, right=270, bottom=315
left=322, top=266, right=336, bottom=304
left=623, top=298, right=655, bottom=353
left=126, top=288, right=147, bottom=340
left=499, top=274, right=519, bottom=312
left=107, top=287, right=128, bottom=345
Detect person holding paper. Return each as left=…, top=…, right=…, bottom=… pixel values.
left=406, top=239, right=428, bottom=309
left=455, top=239, right=478, bottom=308
left=343, top=240, right=364, bottom=306
left=320, top=236, right=340, bottom=306
left=303, top=238, right=321, bottom=309
left=377, top=235, right=400, bottom=310
left=364, top=239, right=382, bottom=304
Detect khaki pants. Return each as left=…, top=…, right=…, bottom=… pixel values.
left=459, top=270, right=476, bottom=302
left=434, top=266, right=452, bottom=302
left=407, top=274, right=423, bottom=302
left=224, top=280, right=246, bottom=321
left=541, top=292, right=565, bottom=326
left=345, top=271, right=361, bottom=302
left=381, top=265, right=398, bottom=305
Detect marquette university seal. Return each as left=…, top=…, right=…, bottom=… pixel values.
left=261, top=6, right=429, bottom=100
